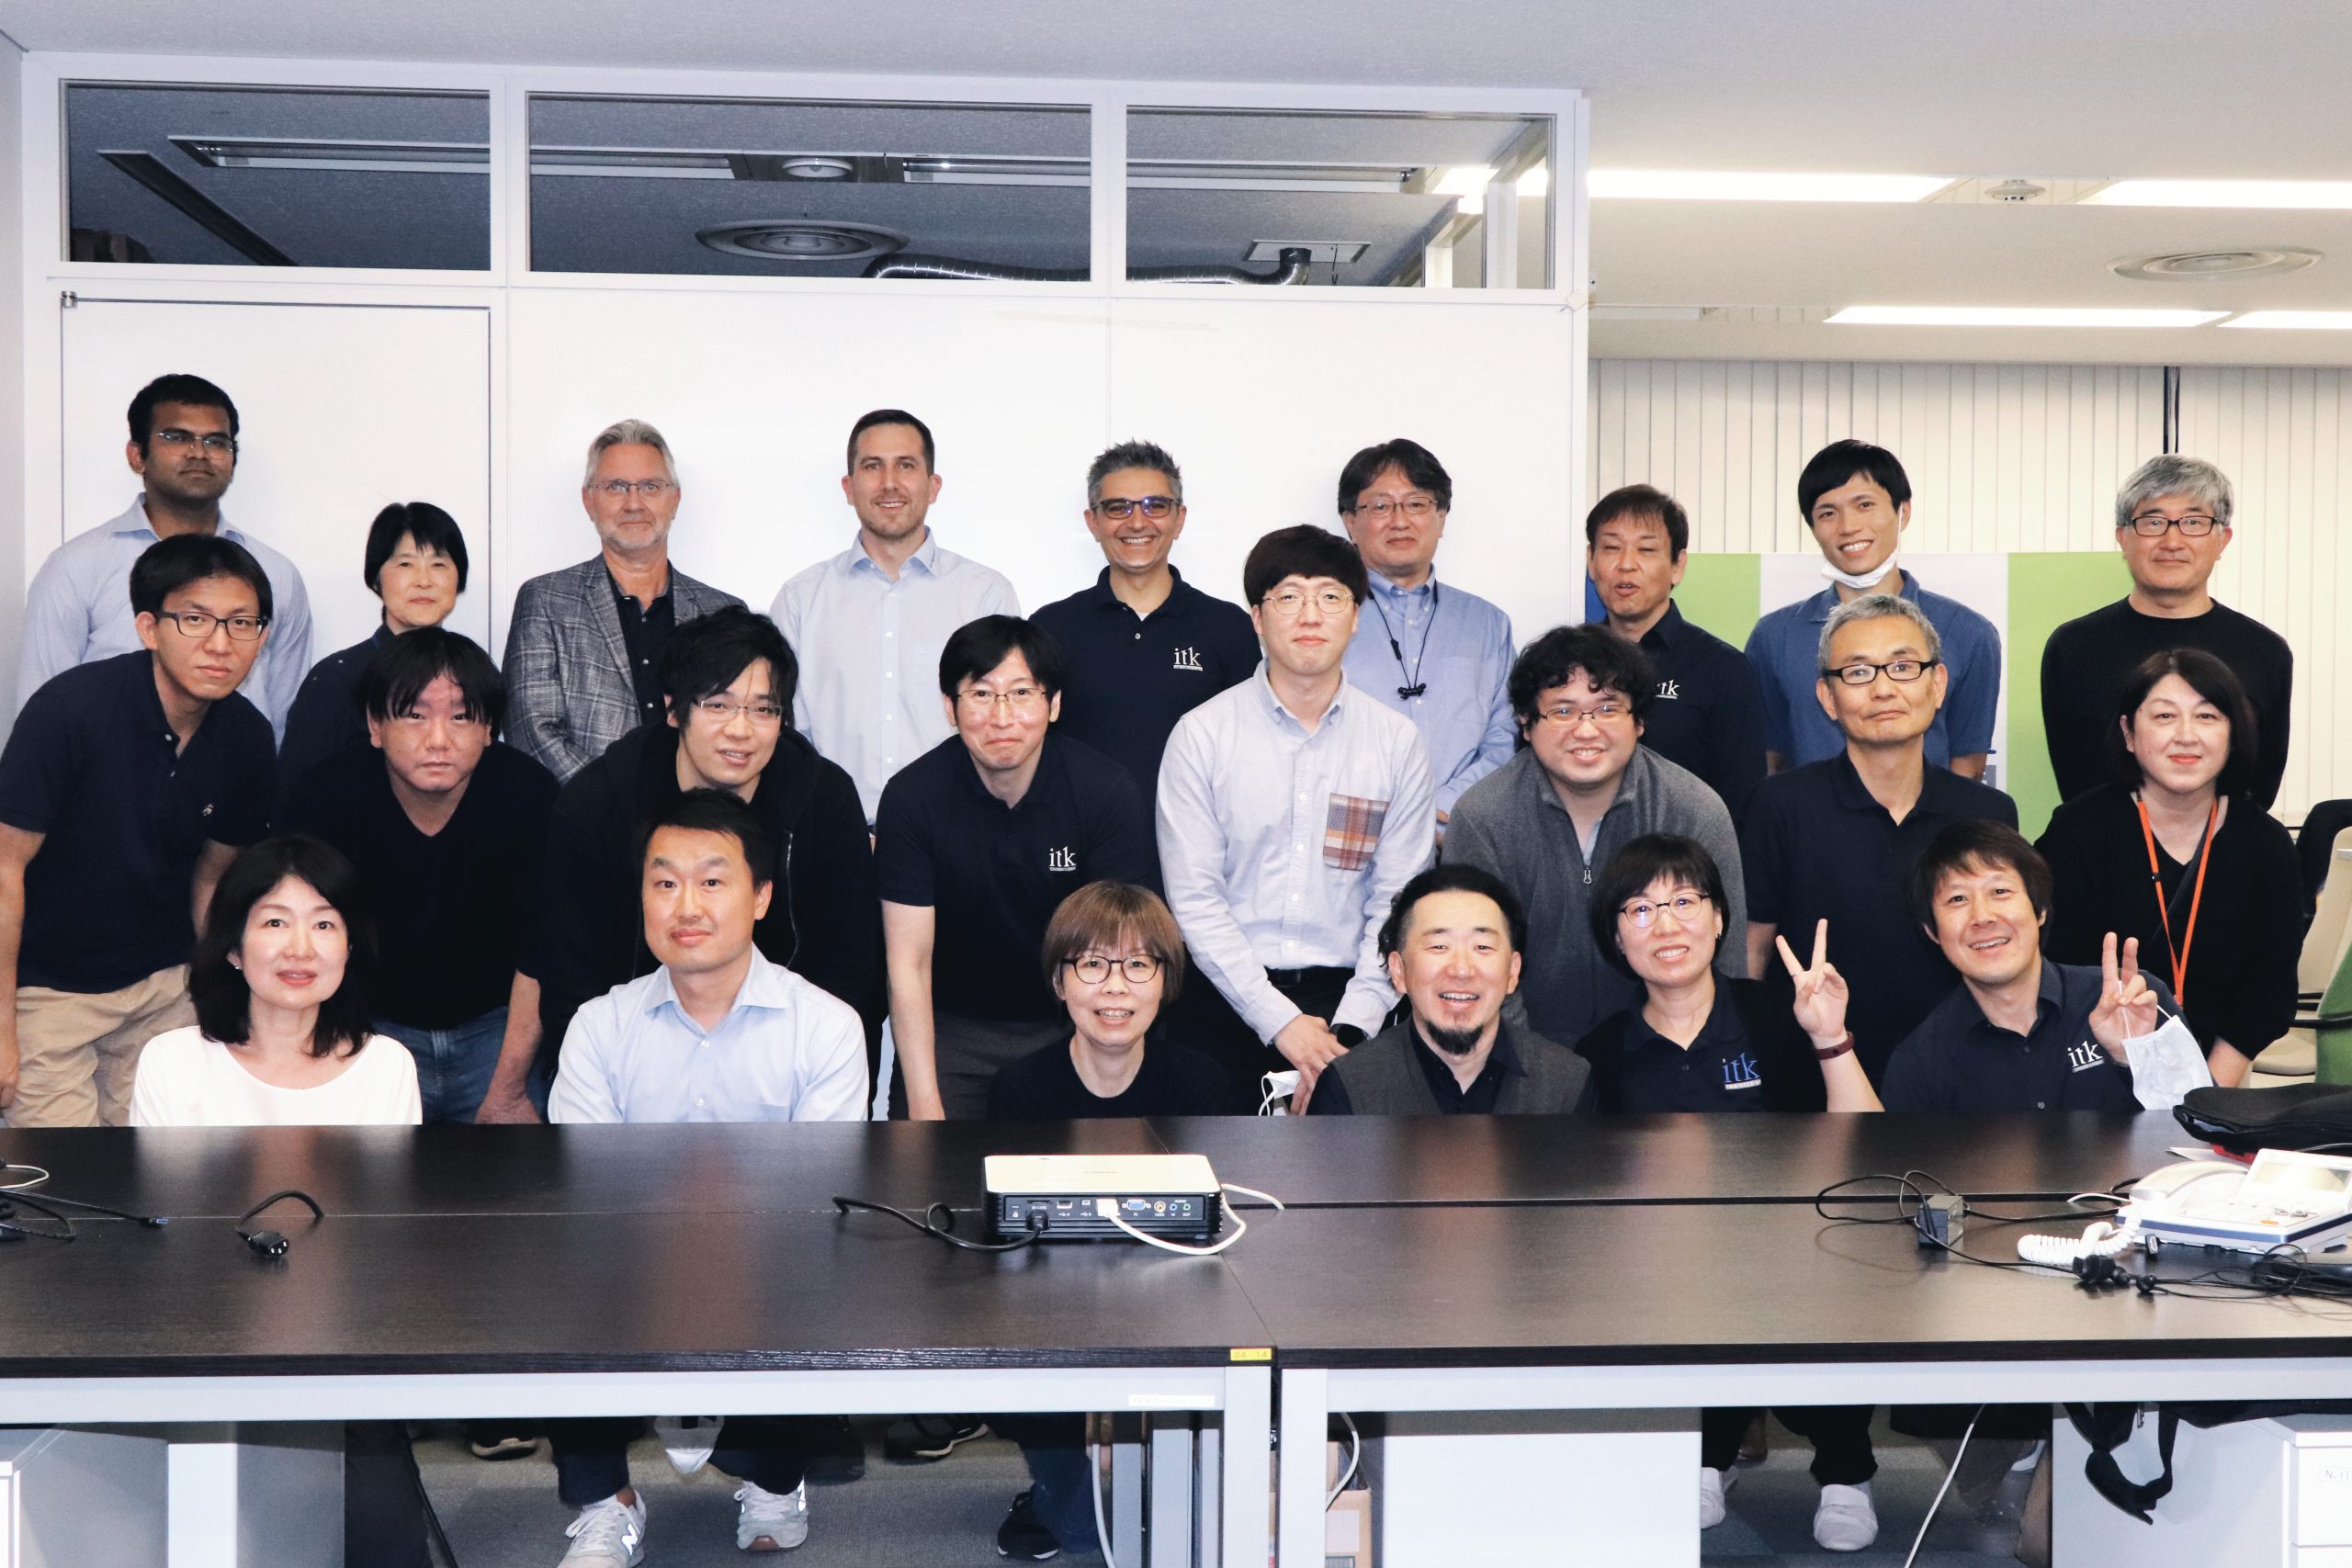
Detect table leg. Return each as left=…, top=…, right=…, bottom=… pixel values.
left=1196, top=1417, right=1223, bottom=1568
left=1276, top=1368, right=1329, bottom=1568
left=1148, top=1414, right=1195, bottom=1568
left=1220, top=1365, right=1272, bottom=1568
left=1113, top=1413, right=1147, bottom=1566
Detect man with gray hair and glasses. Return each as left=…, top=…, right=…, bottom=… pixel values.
left=1739, top=592, right=2016, bottom=1085
left=504, top=419, right=743, bottom=782
left=2041, top=455, right=2292, bottom=808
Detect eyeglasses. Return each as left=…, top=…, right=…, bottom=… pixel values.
left=1533, top=700, right=1632, bottom=728
left=1821, top=658, right=1939, bottom=687
left=1349, top=496, right=1439, bottom=520
left=693, top=696, right=786, bottom=726
left=1064, top=953, right=1163, bottom=985
left=957, top=683, right=1049, bottom=713
left=152, top=427, right=235, bottom=454
left=1093, top=495, right=1178, bottom=520
left=595, top=479, right=675, bottom=499
left=1618, top=893, right=1711, bottom=930
left=2125, top=513, right=2225, bottom=537
left=156, top=610, right=267, bottom=641
left=1262, top=587, right=1354, bottom=617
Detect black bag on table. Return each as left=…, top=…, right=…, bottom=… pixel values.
left=2173, top=1083, right=2352, bottom=1156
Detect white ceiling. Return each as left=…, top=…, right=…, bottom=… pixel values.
left=6, top=0, right=2350, bottom=364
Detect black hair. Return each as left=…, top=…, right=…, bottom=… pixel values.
left=356, top=626, right=505, bottom=731
left=1907, top=819, right=2054, bottom=931
left=1338, top=438, right=1452, bottom=514
left=128, top=373, right=239, bottom=449
left=937, top=615, right=1065, bottom=701
left=1585, top=483, right=1690, bottom=558
left=636, top=787, right=779, bottom=887
left=659, top=606, right=799, bottom=716
left=362, top=502, right=470, bottom=596
left=1241, top=525, right=1371, bottom=607
left=1378, top=863, right=1528, bottom=958
left=1797, top=438, right=1911, bottom=523
left=128, top=534, right=274, bottom=623
left=1507, top=624, right=1658, bottom=726
left=1088, top=439, right=1182, bottom=505
left=846, top=408, right=935, bottom=473
left=2109, top=648, right=2258, bottom=798
left=191, top=835, right=377, bottom=1058
left=1589, top=833, right=1729, bottom=978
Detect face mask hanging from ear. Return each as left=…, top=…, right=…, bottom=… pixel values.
left=1820, top=550, right=1902, bottom=592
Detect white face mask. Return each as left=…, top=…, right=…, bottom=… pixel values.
left=1820, top=550, right=1902, bottom=592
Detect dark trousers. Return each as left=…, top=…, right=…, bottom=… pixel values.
left=1700, top=1406, right=1877, bottom=1486
left=547, top=1416, right=807, bottom=1506
left=991, top=1414, right=1099, bottom=1552
left=344, top=1421, right=428, bottom=1568
left=1174, top=965, right=1355, bottom=1112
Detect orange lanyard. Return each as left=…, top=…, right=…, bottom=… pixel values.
left=2134, top=794, right=2217, bottom=1006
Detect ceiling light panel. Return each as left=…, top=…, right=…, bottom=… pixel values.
left=1589, top=170, right=1953, bottom=202
left=1827, top=306, right=2229, bottom=328
left=2219, top=311, right=2352, bottom=330
left=2086, top=179, right=2352, bottom=209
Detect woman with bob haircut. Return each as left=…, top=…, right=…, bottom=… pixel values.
left=130, top=834, right=420, bottom=1126
left=2037, top=647, right=2299, bottom=1087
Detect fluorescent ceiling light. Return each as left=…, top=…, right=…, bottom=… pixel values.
left=2086, top=179, right=2352, bottom=209
left=2219, top=310, right=2352, bottom=330
left=1432, top=165, right=1497, bottom=197
left=1517, top=165, right=1550, bottom=196
left=1827, top=305, right=2228, bottom=328
left=1589, top=170, right=1951, bottom=202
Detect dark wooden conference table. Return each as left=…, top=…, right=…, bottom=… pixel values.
left=0, top=1111, right=2338, bottom=1568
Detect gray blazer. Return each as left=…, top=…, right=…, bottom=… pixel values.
left=502, top=557, right=743, bottom=782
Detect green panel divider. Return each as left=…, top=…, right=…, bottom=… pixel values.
left=2006, top=551, right=2134, bottom=838
left=1675, top=554, right=1763, bottom=649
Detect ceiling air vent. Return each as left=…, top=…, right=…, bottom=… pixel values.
left=2110, top=248, right=2320, bottom=282
left=697, top=220, right=909, bottom=262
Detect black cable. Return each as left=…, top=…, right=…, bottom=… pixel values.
left=1365, top=582, right=1441, bottom=700
left=0, top=1188, right=168, bottom=1242
left=831, top=1196, right=1045, bottom=1253
left=238, top=1189, right=324, bottom=1258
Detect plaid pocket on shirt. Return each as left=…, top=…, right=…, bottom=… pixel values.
left=1323, top=794, right=1391, bottom=872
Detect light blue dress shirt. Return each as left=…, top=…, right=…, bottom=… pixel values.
left=1340, top=570, right=1516, bottom=816
left=772, top=528, right=1020, bottom=822
left=548, top=951, right=870, bottom=1123
left=14, top=494, right=313, bottom=739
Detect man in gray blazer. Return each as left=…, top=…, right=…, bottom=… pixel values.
left=503, top=419, right=743, bottom=781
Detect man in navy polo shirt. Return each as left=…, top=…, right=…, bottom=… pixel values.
left=876, top=615, right=1155, bottom=1121
left=1739, top=592, right=2016, bottom=1084
left=0, top=535, right=276, bottom=1125
left=1586, top=483, right=1768, bottom=815
left=1031, top=440, right=1259, bottom=797
left=1743, top=440, right=2000, bottom=780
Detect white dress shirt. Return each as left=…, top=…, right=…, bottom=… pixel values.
left=14, top=494, right=314, bottom=739
left=771, top=529, right=1019, bottom=821
left=549, top=951, right=869, bottom=1123
left=1157, top=669, right=1436, bottom=1042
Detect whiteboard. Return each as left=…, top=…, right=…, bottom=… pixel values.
left=59, top=299, right=494, bottom=660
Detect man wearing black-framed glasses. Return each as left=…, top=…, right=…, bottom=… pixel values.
left=2040, top=454, right=2292, bottom=807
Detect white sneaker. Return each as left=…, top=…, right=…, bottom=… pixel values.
left=1813, top=1481, right=1878, bottom=1552
left=1698, top=1465, right=1737, bottom=1528
left=735, top=1478, right=809, bottom=1551
left=560, top=1494, right=646, bottom=1568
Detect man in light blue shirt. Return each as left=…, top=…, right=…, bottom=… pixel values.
left=545, top=787, right=865, bottom=1563
left=772, top=409, right=1019, bottom=822
left=16, top=373, right=311, bottom=739
left=1336, top=438, right=1515, bottom=830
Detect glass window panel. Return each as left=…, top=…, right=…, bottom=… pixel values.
left=1125, top=107, right=1553, bottom=289
left=64, top=84, right=491, bottom=269
left=527, top=96, right=1091, bottom=279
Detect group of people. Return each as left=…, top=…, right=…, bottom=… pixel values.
left=0, top=370, right=2309, bottom=1562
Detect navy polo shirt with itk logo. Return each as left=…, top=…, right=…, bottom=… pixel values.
left=0, top=651, right=274, bottom=993
left=1879, top=960, right=2159, bottom=1113
left=1030, top=567, right=1261, bottom=795
left=872, top=731, right=1158, bottom=1023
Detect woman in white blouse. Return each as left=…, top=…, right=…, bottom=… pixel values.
left=132, top=834, right=420, bottom=1127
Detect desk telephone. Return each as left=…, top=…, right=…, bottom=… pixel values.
left=2121, top=1147, right=2352, bottom=1254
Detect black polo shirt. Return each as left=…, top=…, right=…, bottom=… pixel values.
left=873, top=732, right=1157, bottom=1022
left=1029, top=567, right=1261, bottom=793
left=986, top=1037, right=1231, bottom=1120
left=1307, top=1026, right=1521, bottom=1116
left=279, top=742, right=557, bottom=1030
left=1635, top=602, right=1769, bottom=817
left=1881, top=960, right=2156, bottom=1113
left=1740, top=751, right=2018, bottom=1082
left=1601, top=989, right=1770, bottom=1113
left=608, top=570, right=675, bottom=725
left=0, top=651, right=274, bottom=992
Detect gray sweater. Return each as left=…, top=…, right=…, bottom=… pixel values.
left=1444, top=745, right=1746, bottom=1044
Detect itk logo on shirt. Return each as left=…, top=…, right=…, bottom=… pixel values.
left=1720, top=1051, right=1762, bottom=1091
left=1656, top=679, right=1681, bottom=701
left=2065, top=1039, right=2106, bottom=1074
left=1172, top=646, right=1204, bottom=671
left=1048, top=846, right=1079, bottom=873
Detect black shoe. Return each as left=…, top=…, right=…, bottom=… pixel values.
left=804, top=1415, right=866, bottom=1483
left=884, top=1415, right=989, bottom=1462
left=997, top=1490, right=1061, bottom=1560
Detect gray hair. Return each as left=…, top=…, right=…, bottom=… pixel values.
left=2115, top=455, right=2232, bottom=532
left=582, top=418, right=678, bottom=488
left=1816, top=592, right=1942, bottom=674
left=1087, top=438, right=1182, bottom=507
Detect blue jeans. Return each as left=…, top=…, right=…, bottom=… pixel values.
left=373, top=1008, right=506, bottom=1124
left=990, top=1414, right=1099, bottom=1552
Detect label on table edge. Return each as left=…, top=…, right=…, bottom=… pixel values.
left=1228, top=1347, right=1272, bottom=1362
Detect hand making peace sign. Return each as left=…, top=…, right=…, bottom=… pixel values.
left=1775, top=918, right=1849, bottom=1048
left=2087, top=931, right=2160, bottom=1055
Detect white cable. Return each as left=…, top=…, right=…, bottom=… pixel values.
left=1325, top=1412, right=1361, bottom=1508
left=0, top=1164, right=50, bottom=1190
left=1090, top=1431, right=1119, bottom=1568
left=2017, top=1221, right=2139, bottom=1267
left=1102, top=1184, right=1284, bottom=1258
left=1901, top=1405, right=1982, bottom=1568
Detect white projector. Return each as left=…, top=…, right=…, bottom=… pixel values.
left=984, top=1154, right=1224, bottom=1242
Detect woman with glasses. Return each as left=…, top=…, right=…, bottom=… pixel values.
left=2036, top=649, right=2298, bottom=1087
left=1574, top=833, right=1882, bottom=1548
